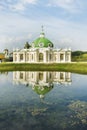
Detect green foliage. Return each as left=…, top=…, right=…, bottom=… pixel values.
left=72, top=51, right=87, bottom=62
left=24, top=42, right=31, bottom=49
left=72, top=51, right=83, bottom=56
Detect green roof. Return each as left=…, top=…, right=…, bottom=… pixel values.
left=33, top=85, right=54, bottom=95
left=31, top=32, right=54, bottom=48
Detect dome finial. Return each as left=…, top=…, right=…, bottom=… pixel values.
left=40, top=25, right=45, bottom=38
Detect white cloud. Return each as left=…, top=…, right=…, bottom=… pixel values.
left=0, top=34, right=33, bottom=51
left=0, top=0, right=87, bottom=51
left=11, top=0, right=38, bottom=11
left=0, top=0, right=38, bottom=11
left=48, top=0, right=75, bottom=6
left=11, top=3, right=25, bottom=11
left=0, top=15, right=87, bottom=51
left=21, top=0, right=37, bottom=4
left=60, top=37, right=73, bottom=44
left=47, top=0, right=83, bottom=13
left=0, top=9, right=87, bottom=51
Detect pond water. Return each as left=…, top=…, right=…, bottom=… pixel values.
left=0, top=71, right=87, bottom=130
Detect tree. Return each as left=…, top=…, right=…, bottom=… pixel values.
left=24, top=42, right=31, bottom=49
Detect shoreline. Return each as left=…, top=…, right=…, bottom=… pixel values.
left=0, top=62, right=87, bottom=74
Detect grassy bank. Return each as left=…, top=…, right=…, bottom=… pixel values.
left=0, top=62, right=87, bottom=74
left=72, top=51, right=87, bottom=62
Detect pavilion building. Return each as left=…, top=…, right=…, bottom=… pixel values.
left=13, top=29, right=71, bottom=63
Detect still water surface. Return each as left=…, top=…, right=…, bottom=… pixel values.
left=0, top=71, right=87, bottom=130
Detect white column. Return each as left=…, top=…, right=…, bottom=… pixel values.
left=13, top=53, right=15, bottom=62
left=17, top=53, right=20, bottom=62
left=23, top=52, right=26, bottom=62
left=64, top=52, right=66, bottom=62
left=58, top=52, right=60, bottom=62
left=35, top=52, right=38, bottom=62
left=44, top=51, right=47, bottom=63
left=69, top=52, right=71, bottom=62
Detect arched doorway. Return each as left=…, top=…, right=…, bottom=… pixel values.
left=39, top=53, right=43, bottom=62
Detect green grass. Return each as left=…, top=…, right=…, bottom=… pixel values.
left=72, top=55, right=87, bottom=62
left=72, top=51, right=87, bottom=62
left=0, top=62, right=87, bottom=74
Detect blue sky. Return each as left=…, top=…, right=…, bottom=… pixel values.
left=0, top=0, right=87, bottom=51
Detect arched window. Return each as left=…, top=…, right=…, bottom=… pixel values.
left=66, top=54, right=69, bottom=61
left=39, top=53, right=43, bottom=62
left=49, top=54, right=52, bottom=60
left=20, top=72, right=23, bottom=79
left=20, top=54, right=23, bottom=61
left=39, top=73, right=43, bottom=80
left=39, top=43, right=44, bottom=47
left=60, top=54, right=64, bottom=61
left=32, top=54, right=33, bottom=60
left=60, top=72, right=64, bottom=80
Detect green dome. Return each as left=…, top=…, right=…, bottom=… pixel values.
left=33, top=85, right=54, bottom=95
left=31, top=32, right=54, bottom=48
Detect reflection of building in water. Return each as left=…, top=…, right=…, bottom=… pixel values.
left=53, top=72, right=71, bottom=84
left=13, top=71, right=71, bottom=98
left=0, top=71, right=8, bottom=75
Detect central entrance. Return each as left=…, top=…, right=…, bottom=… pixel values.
left=39, top=53, right=43, bottom=62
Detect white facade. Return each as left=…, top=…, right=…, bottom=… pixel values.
left=13, top=48, right=71, bottom=63
left=13, top=31, right=71, bottom=63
